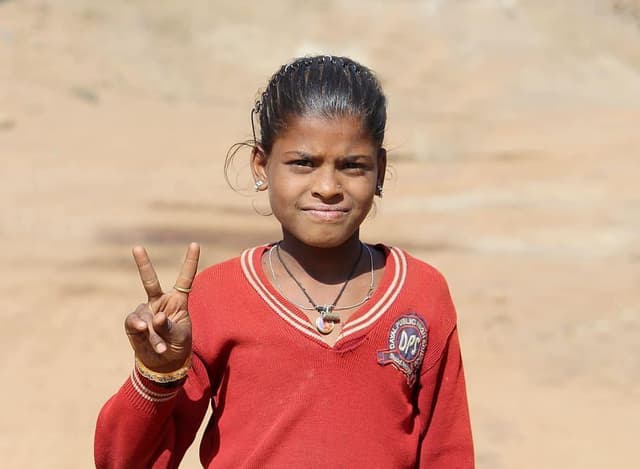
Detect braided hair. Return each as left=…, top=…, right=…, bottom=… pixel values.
left=225, top=55, right=387, bottom=188
left=252, top=55, right=387, bottom=154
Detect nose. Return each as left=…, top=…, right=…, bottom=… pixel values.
left=311, top=166, right=342, bottom=200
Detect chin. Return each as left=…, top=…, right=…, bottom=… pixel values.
left=295, top=229, right=359, bottom=249
left=277, top=214, right=363, bottom=249
left=304, top=239, right=344, bottom=249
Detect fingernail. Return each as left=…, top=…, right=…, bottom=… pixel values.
left=156, top=343, right=166, bottom=353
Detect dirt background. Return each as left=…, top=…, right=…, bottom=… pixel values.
left=1, top=0, right=639, bottom=467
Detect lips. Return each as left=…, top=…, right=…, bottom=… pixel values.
left=301, top=205, right=349, bottom=222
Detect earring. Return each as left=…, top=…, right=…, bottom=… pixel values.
left=254, top=180, right=264, bottom=192
left=376, top=184, right=384, bottom=198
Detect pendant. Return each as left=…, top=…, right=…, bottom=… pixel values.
left=316, top=305, right=340, bottom=323
left=315, top=316, right=335, bottom=335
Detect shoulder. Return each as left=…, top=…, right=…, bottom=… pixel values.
left=380, top=244, right=458, bottom=325
left=192, top=244, right=268, bottom=284
left=191, top=254, right=243, bottom=290
left=187, top=246, right=267, bottom=343
left=188, top=245, right=268, bottom=303
left=382, top=244, right=452, bottom=293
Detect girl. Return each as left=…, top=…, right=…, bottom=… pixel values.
left=95, top=56, right=474, bottom=468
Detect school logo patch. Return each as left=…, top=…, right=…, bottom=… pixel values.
left=377, top=314, right=428, bottom=386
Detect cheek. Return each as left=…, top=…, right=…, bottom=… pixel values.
left=348, top=188, right=375, bottom=217
left=267, top=182, right=298, bottom=211
left=354, top=183, right=377, bottom=206
left=360, top=197, right=375, bottom=216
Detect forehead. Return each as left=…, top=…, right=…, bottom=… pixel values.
left=272, top=115, right=375, bottom=155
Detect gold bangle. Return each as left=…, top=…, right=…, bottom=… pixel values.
left=135, top=355, right=192, bottom=384
left=173, top=285, right=192, bottom=294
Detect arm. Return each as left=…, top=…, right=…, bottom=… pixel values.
left=94, top=243, right=210, bottom=468
left=418, top=327, right=474, bottom=468
left=94, top=352, right=211, bottom=469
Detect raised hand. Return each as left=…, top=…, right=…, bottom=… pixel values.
left=125, top=242, right=200, bottom=373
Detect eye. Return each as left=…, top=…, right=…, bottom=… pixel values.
left=292, top=159, right=313, bottom=167
left=341, top=159, right=369, bottom=174
left=286, top=158, right=315, bottom=172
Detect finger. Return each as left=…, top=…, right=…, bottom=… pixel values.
left=132, top=246, right=163, bottom=300
left=163, top=295, right=186, bottom=318
left=152, top=310, right=172, bottom=338
left=124, top=303, right=151, bottom=335
left=174, top=242, right=200, bottom=293
left=146, top=317, right=167, bottom=354
left=125, top=304, right=167, bottom=354
left=169, top=309, right=189, bottom=324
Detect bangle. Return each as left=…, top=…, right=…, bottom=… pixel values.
left=135, top=355, right=192, bottom=384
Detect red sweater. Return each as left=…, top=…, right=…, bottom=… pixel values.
left=95, top=245, right=474, bottom=468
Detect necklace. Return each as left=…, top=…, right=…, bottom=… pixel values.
left=268, top=242, right=375, bottom=335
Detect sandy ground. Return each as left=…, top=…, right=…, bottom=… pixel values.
left=1, top=0, right=639, bottom=467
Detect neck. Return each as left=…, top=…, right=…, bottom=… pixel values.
left=279, top=231, right=363, bottom=283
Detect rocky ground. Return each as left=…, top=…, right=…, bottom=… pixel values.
left=1, top=1, right=639, bottom=467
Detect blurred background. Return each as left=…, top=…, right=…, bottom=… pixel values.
left=1, top=0, right=639, bottom=467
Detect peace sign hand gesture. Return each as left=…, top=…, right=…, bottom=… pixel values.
left=125, top=243, right=200, bottom=373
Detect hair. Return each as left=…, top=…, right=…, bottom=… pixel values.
left=225, top=55, right=387, bottom=187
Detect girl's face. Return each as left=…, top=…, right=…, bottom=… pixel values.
left=252, top=115, right=386, bottom=249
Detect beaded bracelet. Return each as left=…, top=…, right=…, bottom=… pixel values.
left=135, top=355, right=192, bottom=384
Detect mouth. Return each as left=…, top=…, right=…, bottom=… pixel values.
left=301, top=206, right=349, bottom=222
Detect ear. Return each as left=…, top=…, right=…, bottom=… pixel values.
left=251, top=145, right=269, bottom=191
left=376, top=147, right=387, bottom=192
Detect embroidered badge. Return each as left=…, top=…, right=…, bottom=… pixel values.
left=377, top=314, right=428, bottom=386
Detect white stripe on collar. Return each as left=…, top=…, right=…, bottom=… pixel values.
left=240, top=245, right=407, bottom=344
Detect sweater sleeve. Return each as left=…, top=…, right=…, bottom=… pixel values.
left=94, top=351, right=211, bottom=469
left=417, top=327, right=474, bottom=468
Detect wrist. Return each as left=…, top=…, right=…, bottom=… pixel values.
left=135, top=354, right=192, bottom=384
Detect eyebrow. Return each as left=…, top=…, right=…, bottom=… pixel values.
left=283, top=151, right=372, bottom=160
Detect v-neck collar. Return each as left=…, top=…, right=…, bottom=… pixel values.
left=240, top=243, right=408, bottom=349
